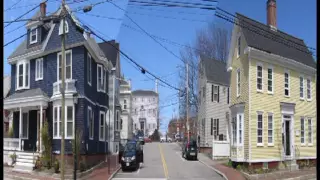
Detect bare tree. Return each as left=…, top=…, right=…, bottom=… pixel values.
left=178, top=22, right=231, bottom=117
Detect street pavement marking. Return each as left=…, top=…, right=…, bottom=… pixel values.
left=117, top=168, right=140, bottom=175
left=175, top=151, right=186, bottom=162
left=158, top=144, right=169, bottom=179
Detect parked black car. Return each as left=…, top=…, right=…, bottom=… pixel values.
left=119, top=140, right=144, bottom=171
left=182, top=140, right=198, bottom=160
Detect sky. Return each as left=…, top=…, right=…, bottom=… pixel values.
left=4, top=0, right=317, bottom=135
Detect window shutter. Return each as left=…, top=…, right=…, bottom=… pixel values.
left=210, top=118, right=213, bottom=135
left=218, top=86, right=220, bottom=102
left=211, top=85, right=213, bottom=102
left=217, top=119, right=219, bottom=136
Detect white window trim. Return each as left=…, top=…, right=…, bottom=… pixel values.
left=267, top=65, right=274, bottom=94
left=257, top=111, right=264, bottom=147
left=299, top=75, right=305, bottom=100
left=267, top=113, right=274, bottom=146
left=213, top=85, right=219, bottom=102
left=306, top=77, right=312, bottom=101
left=300, top=117, right=305, bottom=146
left=16, top=60, right=30, bottom=90
left=30, top=26, right=38, bottom=44
left=284, top=69, right=290, bottom=97
left=57, top=50, right=73, bottom=82
left=58, top=20, right=69, bottom=35
left=238, top=114, right=244, bottom=146
left=35, top=58, right=43, bottom=81
left=87, top=53, right=92, bottom=86
left=53, top=105, right=75, bottom=139
left=99, top=111, right=106, bottom=141
left=97, top=64, right=106, bottom=93
left=88, top=106, right=94, bottom=140
left=256, top=63, right=263, bottom=92
left=237, top=68, right=240, bottom=97
left=21, top=112, right=29, bottom=139
left=307, top=118, right=313, bottom=146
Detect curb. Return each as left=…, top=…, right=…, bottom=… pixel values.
left=198, top=159, right=228, bottom=180
left=107, top=166, right=121, bottom=180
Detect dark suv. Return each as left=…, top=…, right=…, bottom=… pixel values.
left=119, top=140, right=144, bottom=171
left=182, top=140, right=198, bottom=160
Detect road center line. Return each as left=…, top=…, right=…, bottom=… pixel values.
left=158, top=144, right=169, bottom=179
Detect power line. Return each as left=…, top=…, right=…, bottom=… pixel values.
left=4, top=33, right=27, bottom=47
left=132, top=0, right=217, bottom=7
left=5, top=0, right=23, bottom=12
left=129, top=0, right=216, bottom=10
left=5, top=23, right=25, bottom=35
left=75, top=11, right=123, bottom=20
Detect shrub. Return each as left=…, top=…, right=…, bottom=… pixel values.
left=54, top=159, right=60, bottom=173
left=8, top=126, right=14, bottom=138
left=255, top=168, right=264, bottom=174
left=10, top=153, right=17, bottom=165
left=236, top=164, right=243, bottom=171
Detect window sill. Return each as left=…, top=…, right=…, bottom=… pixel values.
left=53, top=137, right=74, bottom=140
left=88, top=82, right=92, bottom=86
left=267, top=92, right=273, bottom=95
left=89, top=138, right=94, bottom=140
left=307, top=99, right=312, bottom=102
left=16, top=87, right=30, bottom=91
left=284, top=95, right=290, bottom=98
left=301, top=143, right=306, bottom=146
left=300, top=98, right=305, bottom=101
left=35, top=78, right=43, bottom=81
left=30, top=40, right=37, bottom=45
left=21, top=137, right=29, bottom=140
left=99, top=139, right=106, bottom=142
left=267, top=143, right=274, bottom=147
left=257, top=90, right=263, bottom=93
left=308, top=144, right=313, bottom=147
left=257, top=143, right=264, bottom=147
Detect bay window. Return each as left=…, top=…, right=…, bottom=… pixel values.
left=35, top=58, right=43, bottom=81
left=57, top=50, right=72, bottom=81
left=16, top=60, right=30, bottom=90
left=53, top=105, right=74, bottom=139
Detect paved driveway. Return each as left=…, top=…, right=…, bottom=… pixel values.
left=112, top=142, right=224, bottom=180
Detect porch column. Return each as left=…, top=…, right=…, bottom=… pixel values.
left=40, top=105, right=43, bottom=153
left=19, top=107, right=22, bottom=151
left=37, top=112, right=40, bottom=152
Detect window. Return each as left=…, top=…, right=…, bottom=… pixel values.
left=35, top=58, right=43, bottom=81
left=124, top=100, right=127, bottom=110
left=307, top=78, right=311, bottom=100
left=99, top=111, right=105, bottom=141
left=267, top=113, right=273, bottom=145
left=300, top=76, right=304, bottom=99
left=257, top=65, right=263, bottom=91
left=210, top=118, right=213, bottom=136
left=116, top=111, right=119, bottom=130
left=16, top=60, right=30, bottom=90
left=237, top=69, right=241, bottom=97
left=120, top=119, right=123, bottom=130
left=267, top=67, right=273, bottom=93
left=153, top=109, right=156, bottom=117
left=284, top=70, right=290, bottom=96
left=227, top=88, right=229, bottom=104
left=57, top=50, right=72, bottom=81
left=97, top=64, right=106, bottom=92
left=257, top=113, right=263, bottom=146
left=21, top=112, right=29, bottom=139
left=232, top=117, right=237, bottom=145
left=238, top=115, right=242, bottom=145
left=88, top=107, right=94, bottom=140
left=213, top=85, right=219, bottom=102
left=308, top=118, right=312, bottom=144
left=237, top=35, right=241, bottom=57
left=30, top=27, right=37, bottom=44
left=213, top=119, right=219, bottom=140
left=87, top=53, right=92, bottom=85
left=300, top=117, right=305, bottom=144
left=134, top=123, right=137, bottom=129
left=203, top=86, right=205, bottom=98
left=53, top=105, right=74, bottom=139
left=58, top=20, right=69, bottom=35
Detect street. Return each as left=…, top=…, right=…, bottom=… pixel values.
left=112, top=142, right=224, bottom=180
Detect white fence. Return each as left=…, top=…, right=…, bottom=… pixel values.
left=4, top=138, right=20, bottom=151
left=212, top=140, right=230, bottom=160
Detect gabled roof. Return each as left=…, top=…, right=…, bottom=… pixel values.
left=200, top=55, right=230, bottom=86
left=4, top=88, right=48, bottom=101
left=3, top=76, right=11, bottom=98
left=236, top=13, right=316, bottom=68
left=98, top=40, right=119, bottom=67
left=132, top=90, right=158, bottom=96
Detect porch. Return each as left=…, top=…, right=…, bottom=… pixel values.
left=4, top=88, right=49, bottom=153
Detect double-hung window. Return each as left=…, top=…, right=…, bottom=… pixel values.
left=300, top=76, right=304, bottom=99
left=57, top=50, right=72, bottom=81
left=35, top=58, right=43, bottom=81
left=88, top=107, right=94, bottom=140
left=124, top=99, right=127, bottom=109
left=58, top=20, right=69, bottom=35
left=267, top=67, right=273, bottom=93
left=232, top=117, right=237, bottom=146
left=267, top=113, right=273, bottom=145
left=307, top=77, right=311, bottom=100
left=16, top=60, right=30, bottom=90
left=257, top=112, right=263, bottom=146
left=284, top=70, right=290, bottom=96
left=53, top=105, right=74, bottom=139
left=99, top=111, right=105, bottom=141
left=213, top=85, right=219, bottom=102
left=87, top=53, right=92, bottom=85
left=97, top=64, right=106, bottom=92
left=308, top=118, right=312, bottom=145
left=257, top=64, right=263, bottom=91
left=237, top=69, right=241, bottom=97
left=238, top=115, right=242, bottom=145
left=30, top=27, right=37, bottom=44
left=213, top=119, right=219, bottom=140
left=116, top=111, right=119, bottom=130
left=300, top=117, right=305, bottom=144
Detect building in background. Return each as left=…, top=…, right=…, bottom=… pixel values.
left=197, top=56, right=230, bottom=153
left=132, top=90, right=159, bottom=137
left=119, top=77, right=133, bottom=142
left=3, top=76, right=12, bottom=137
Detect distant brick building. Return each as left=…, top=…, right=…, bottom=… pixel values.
left=167, top=117, right=197, bottom=139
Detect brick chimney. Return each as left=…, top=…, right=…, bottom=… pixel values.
left=40, top=2, right=47, bottom=17
left=267, top=0, right=277, bottom=28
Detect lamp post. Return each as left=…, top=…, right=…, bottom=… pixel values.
left=72, top=93, right=78, bottom=180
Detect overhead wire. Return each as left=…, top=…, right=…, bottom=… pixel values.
left=4, top=33, right=28, bottom=47
left=5, top=0, right=23, bottom=12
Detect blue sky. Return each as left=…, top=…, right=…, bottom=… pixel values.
left=4, top=0, right=316, bottom=134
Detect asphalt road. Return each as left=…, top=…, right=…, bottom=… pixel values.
left=112, top=142, right=224, bottom=180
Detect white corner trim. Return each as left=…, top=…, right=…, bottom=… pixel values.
left=244, top=47, right=251, bottom=55
left=42, top=23, right=56, bottom=51
left=248, top=56, right=251, bottom=161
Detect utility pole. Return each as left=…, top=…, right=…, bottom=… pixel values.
left=186, top=63, right=189, bottom=143
left=60, top=1, right=66, bottom=179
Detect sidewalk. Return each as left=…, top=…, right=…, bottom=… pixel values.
left=198, top=153, right=245, bottom=180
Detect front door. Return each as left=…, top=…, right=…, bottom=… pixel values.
left=283, top=115, right=292, bottom=157
left=140, top=121, right=145, bottom=133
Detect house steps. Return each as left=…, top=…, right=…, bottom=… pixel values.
left=12, top=152, right=38, bottom=173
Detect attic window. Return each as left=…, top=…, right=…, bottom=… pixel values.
left=30, top=27, right=37, bottom=44
left=59, top=20, right=69, bottom=35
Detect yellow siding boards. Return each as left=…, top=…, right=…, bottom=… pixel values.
left=249, top=58, right=316, bottom=160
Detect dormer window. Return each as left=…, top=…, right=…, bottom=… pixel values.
left=30, top=27, right=37, bottom=44
left=59, top=20, right=69, bottom=35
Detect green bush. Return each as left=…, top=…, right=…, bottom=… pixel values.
left=236, top=164, right=243, bottom=170
left=10, top=153, right=17, bottom=165
left=8, top=126, right=14, bottom=138
left=41, top=120, right=52, bottom=168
